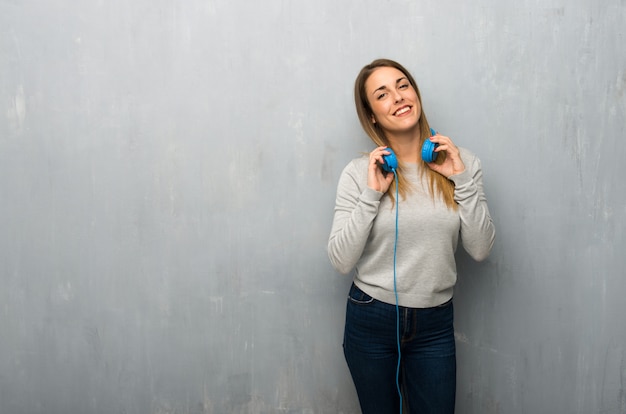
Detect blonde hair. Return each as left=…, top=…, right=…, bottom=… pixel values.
left=354, top=59, right=457, bottom=210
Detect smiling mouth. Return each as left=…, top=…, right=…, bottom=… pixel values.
left=394, top=106, right=411, bottom=116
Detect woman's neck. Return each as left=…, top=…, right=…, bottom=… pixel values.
left=387, top=128, right=421, bottom=163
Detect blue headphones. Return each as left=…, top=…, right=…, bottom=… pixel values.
left=382, top=128, right=439, bottom=169
left=379, top=127, right=439, bottom=414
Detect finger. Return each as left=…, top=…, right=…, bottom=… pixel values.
left=430, top=135, right=452, bottom=145
left=370, top=149, right=390, bottom=165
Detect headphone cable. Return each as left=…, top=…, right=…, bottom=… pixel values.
left=392, top=170, right=402, bottom=413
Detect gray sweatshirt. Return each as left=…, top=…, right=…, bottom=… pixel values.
left=328, top=147, right=495, bottom=308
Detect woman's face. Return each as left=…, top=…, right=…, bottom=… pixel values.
left=365, top=66, right=421, bottom=136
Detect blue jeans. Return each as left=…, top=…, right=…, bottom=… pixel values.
left=343, top=283, right=456, bottom=414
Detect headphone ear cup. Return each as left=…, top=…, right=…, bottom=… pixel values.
left=382, top=148, right=398, bottom=172
left=421, top=140, right=439, bottom=163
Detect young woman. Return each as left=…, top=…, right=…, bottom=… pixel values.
left=328, top=59, right=496, bottom=414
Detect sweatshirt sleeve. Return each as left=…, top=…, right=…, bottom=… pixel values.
left=327, top=160, right=383, bottom=274
left=448, top=150, right=496, bottom=261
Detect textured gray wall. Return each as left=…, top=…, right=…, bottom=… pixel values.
left=1, top=1, right=625, bottom=413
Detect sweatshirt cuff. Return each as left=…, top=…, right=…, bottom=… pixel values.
left=448, top=169, right=472, bottom=187
left=361, top=187, right=385, bottom=202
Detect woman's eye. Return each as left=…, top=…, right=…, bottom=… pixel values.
left=399, top=83, right=409, bottom=89
left=377, top=93, right=387, bottom=100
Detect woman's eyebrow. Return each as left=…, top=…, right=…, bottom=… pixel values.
left=371, top=77, right=408, bottom=96
left=371, top=85, right=388, bottom=96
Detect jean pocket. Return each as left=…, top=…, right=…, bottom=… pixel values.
left=347, top=283, right=375, bottom=305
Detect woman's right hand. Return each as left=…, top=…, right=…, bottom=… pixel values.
left=367, top=146, right=395, bottom=193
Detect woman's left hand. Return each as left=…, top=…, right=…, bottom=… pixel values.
left=426, top=134, right=465, bottom=178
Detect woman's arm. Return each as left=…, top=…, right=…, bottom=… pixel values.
left=449, top=150, right=496, bottom=261
left=327, top=160, right=384, bottom=274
